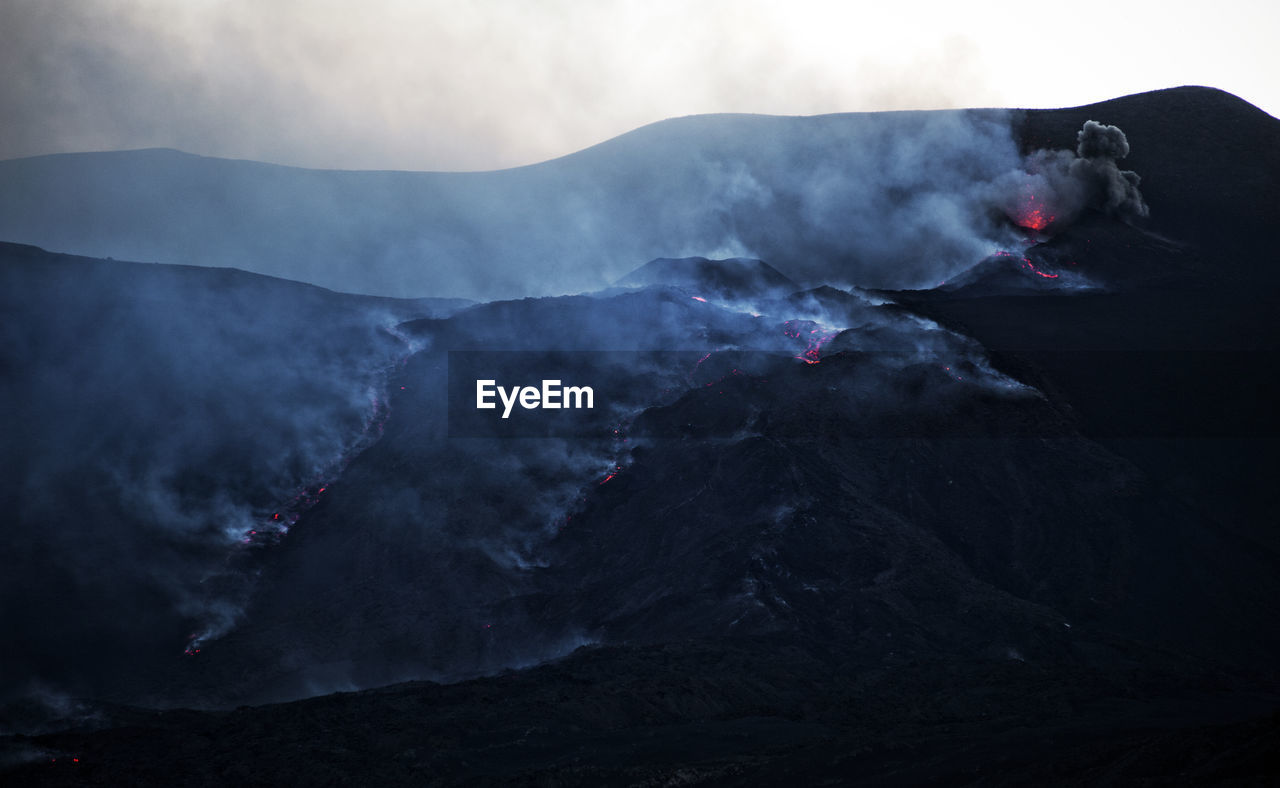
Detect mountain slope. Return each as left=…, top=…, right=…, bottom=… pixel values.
left=3, top=87, right=1280, bottom=784
left=0, top=242, right=461, bottom=705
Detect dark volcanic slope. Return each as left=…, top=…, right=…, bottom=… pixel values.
left=4, top=88, right=1280, bottom=785
left=0, top=242, right=460, bottom=706
left=896, top=86, right=1280, bottom=561
left=6, top=251, right=1280, bottom=782
left=8, top=645, right=1279, bottom=787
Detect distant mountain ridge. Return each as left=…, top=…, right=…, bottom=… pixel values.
left=614, top=256, right=798, bottom=299
left=2, top=86, right=1275, bottom=300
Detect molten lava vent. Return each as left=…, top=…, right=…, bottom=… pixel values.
left=1011, top=189, right=1056, bottom=232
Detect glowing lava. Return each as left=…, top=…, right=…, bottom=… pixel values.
left=1012, top=191, right=1056, bottom=232
left=993, top=250, right=1059, bottom=280
left=783, top=320, right=839, bottom=364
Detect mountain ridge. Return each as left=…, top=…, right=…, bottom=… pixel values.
left=3, top=86, right=1275, bottom=300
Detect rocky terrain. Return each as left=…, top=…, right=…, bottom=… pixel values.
left=2, top=86, right=1278, bottom=784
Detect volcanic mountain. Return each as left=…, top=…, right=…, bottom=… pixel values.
left=6, top=85, right=1266, bottom=301
left=2, top=87, right=1279, bottom=785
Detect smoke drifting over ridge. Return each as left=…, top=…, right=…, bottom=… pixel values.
left=0, top=112, right=1144, bottom=301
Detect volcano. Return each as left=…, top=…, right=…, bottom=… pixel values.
left=2, top=87, right=1279, bottom=785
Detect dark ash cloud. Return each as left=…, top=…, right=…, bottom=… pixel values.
left=1071, top=120, right=1149, bottom=221
left=993, top=119, right=1149, bottom=232
left=1076, top=119, right=1131, bottom=160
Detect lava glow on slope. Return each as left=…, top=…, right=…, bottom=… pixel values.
left=993, top=250, right=1059, bottom=279
left=184, top=366, right=407, bottom=657
left=783, top=320, right=839, bottom=364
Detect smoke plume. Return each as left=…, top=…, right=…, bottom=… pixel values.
left=995, top=119, right=1148, bottom=232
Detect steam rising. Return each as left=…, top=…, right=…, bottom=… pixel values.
left=1, top=112, right=1147, bottom=301
left=1, top=108, right=1149, bottom=711
left=0, top=110, right=1108, bottom=300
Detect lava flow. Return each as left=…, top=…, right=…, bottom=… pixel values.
left=783, top=320, right=839, bottom=364
left=184, top=352, right=413, bottom=658
left=993, top=250, right=1059, bottom=279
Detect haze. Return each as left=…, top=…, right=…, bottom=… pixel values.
left=2, top=0, right=1276, bottom=172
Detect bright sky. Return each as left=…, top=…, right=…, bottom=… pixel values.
left=2, top=0, right=1276, bottom=171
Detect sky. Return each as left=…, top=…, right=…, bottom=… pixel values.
left=2, top=0, right=1277, bottom=172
